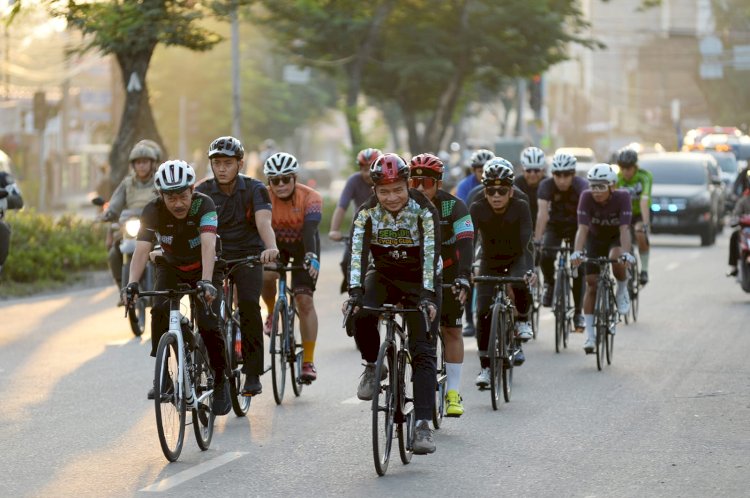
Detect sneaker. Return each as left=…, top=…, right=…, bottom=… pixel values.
left=445, top=390, right=464, bottom=418
left=147, top=387, right=155, bottom=400
left=461, top=322, right=476, bottom=337
left=301, top=362, right=317, bottom=382
left=516, top=321, right=533, bottom=341
left=475, top=368, right=490, bottom=388
left=263, top=315, right=273, bottom=337
left=212, top=377, right=232, bottom=416
left=413, top=420, right=436, bottom=455
left=513, top=348, right=526, bottom=366
left=616, top=287, right=631, bottom=315
left=357, top=363, right=378, bottom=401
left=583, top=336, right=595, bottom=354
left=148, top=376, right=174, bottom=400
left=573, top=314, right=585, bottom=331
left=639, top=270, right=649, bottom=286
left=542, top=283, right=553, bottom=307
left=242, top=374, right=262, bottom=396
left=727, top=266, right=738, bottom=277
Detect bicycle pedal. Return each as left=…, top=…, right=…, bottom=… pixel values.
left=584, top=348, right=594, bottom=355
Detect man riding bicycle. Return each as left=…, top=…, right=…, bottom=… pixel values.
left=456, top=149, right=494, bottom=204
left=345, top=153, right=440, bottom=455
left=0, top=169, right=23, bottom=276
left=196, top=136, right=279, bottom=396
left=534, top=152, right=589, bottom=331
left=571, top=164, right=635, bottom=354
left=124, top=160, right=231, bottom=415
left=516, top=146, right=547, bottom=228
left=616, top=148, right=652, bottom=285
left=471, top=157, right=535, bottom=388
left=329, top=147, right=383, bottom=293
left=261, top=152, right=322, bottom=383
left=408, top=153, right=473, bottom=418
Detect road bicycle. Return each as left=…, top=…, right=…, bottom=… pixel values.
left=473, top=275, right=528, bottom=410
left=544, top=240, right=576, bottom=353
left=583, top=257, right=621, bottom=371
left=218, top=255, right=263, bottom=416
left=266, top=261, right=308, bottom=405
left=431, top=283, right=456, bottom=429
left=529, top=265, right=542, bottom=340
left=624, top=226, right=646, bottom=324
left=368, top=304, right=429, bottom=476
left=128, top=284, right=215, bottom=462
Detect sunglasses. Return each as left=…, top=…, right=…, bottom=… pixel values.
left=619, top=164, right=636, bottom=169
left=486, top=186, right=511, bottom=197
left=553, top=171, right=574, bottom=178
left=408, top=177, right=438, bottom=189
left=269, top=175, right=294, bottom=186
left=590, top=183, right=609, bottom=192
left=525, top=169, right=543, bottom=174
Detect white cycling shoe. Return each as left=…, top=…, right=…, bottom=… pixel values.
left=475, top=368, right=490, bottom=388
left=616, top=288, right=630, bottom=315
left=515, top=321, right=533, bottom=341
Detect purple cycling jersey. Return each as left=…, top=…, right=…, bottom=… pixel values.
left=577, top=189, right=632, bottom=237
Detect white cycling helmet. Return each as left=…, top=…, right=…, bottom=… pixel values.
left=520, top=147, right=545, bottom=170
left=587, top=163, right=618, bottom=185
left=470, top=149, right=495, bottom=168
left=550, top=152, right=577, bottom=173
left=154, top=160, right=196, bottom=192
left=263, top=152, right=299, bottom=177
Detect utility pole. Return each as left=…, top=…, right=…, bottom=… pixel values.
left=515, top=78, right=526, bottom=137
left=231, top=0, right=241, bottom=138
left=3, top=24, right=9, bottom=100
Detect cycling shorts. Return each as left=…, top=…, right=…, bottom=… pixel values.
left=585, top=232, right=620, bottom=275
left=279, top=246, right=316, bottom=296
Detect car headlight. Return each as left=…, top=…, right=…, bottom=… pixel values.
left=125, top=219, right=141, bottom=237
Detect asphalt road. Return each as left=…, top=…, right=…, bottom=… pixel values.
left=1, top=232, right=749, bottom=497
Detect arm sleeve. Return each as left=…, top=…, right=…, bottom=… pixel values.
left=302, top=192, right=323, bottom=254
left=452, top=199, right=474, bottom=279
left=348, top=205, right=371, bottom=291
left=198, top=196, right=218, bottom=233
left=337, top=176, right=355, bottom=209
left=106, top=180, right=127, bottom=218
left=619, top=192, right=633, bottom=226
left=642, top=170, right=653, bottom=200
left=419, top=204, right=440, bottom=298
left=136, top=203, right=158, bottom=244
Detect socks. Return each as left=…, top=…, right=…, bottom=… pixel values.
left=640, top=252, right=649, bottom=272
left=617, top=279, right=628, bottom=297
left=446, top=362, right=462, bottom=392
left=302, top=341, right=315, bottom=363
left=584, top=314, right=595, bottom=341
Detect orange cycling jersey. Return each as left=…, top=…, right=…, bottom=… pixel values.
left=270, top=183, right=323, bottom=249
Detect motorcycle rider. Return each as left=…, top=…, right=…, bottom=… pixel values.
left=727, top=170, right=750, bottom=277
left=0, top=170, right=24, bottom=275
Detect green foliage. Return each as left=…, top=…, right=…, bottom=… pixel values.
left=1, top=211, right=108, bottom=284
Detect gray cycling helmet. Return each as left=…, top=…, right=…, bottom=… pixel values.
left=550, top=152, right=577, bottom=173
left=470, top=149, right=495, bottom=168
left=482, top=157, right=515, bottom=186
left=208, top=136, right=245, bottom=159
left=587, top=163, right=617, bottom=185
left=520, top=147, right=546, bottom=170
left=129, top=143, right=159, bottom=163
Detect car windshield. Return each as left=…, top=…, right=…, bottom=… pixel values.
left=642, top=161, right=707, bottom=185
left=713, top=156, right=738, bottom=175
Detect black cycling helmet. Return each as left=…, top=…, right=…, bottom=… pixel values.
left=617, top=148, right=638, bottom=167
left=208, top=136, right=245, bottom=159
left=482, top=157, right=515, bottom=186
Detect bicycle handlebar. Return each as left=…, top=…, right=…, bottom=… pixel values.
left=581, top=256, right=623, bottom=264
left=473, top=275, right=529, bottom=284
left=539, top=245, right=574, bottom=253
left=362, top=304, right=432, bottom=341
left=264, top=264, right=307, bottom=273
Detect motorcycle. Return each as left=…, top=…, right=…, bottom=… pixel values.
left=732, top=214, right=750, bottom=293
left=93, top=197, right=154, bottom=336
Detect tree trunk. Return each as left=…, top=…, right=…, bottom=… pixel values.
left=400, top=103, right=421, bottom=154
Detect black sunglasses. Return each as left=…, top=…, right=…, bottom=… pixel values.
left=553, top=171, right=574, bottom=178
left=269, top=175, right=294, bottom=186
left=486, top=186, right=511, bottom=197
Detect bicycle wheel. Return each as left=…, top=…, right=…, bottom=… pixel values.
left=290, top=305, right=304, bottom=397
left=594, top=286, right=608, bottom=371
left=228, top=316, right=251, bottom=416
left=629, top=262, right=640, bottom=323
left=488, top=303, right=502, bottom=411
left=501, top=313, right=514, bottom=403
left=270, top=299, right=288, bottom=405
left=562, top=275, right=570, bottom=349
left=553, top=276, right=565, bottom=354
left=530, top=267, right=542, bottom=339
left=191, top=342, right=215, bottom=450
left=432, top=331, right=446, bottom=429
left=606, top=293, right=616, bottom=365
left=397, top=348, right=415, bottom=465
left=128, top=298, right=147, bottom=337
left=372, top=340, right=395, bottom=476
left=154, top=333, right=185, bottom=462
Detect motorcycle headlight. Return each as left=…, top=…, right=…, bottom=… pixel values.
left=125, top=219, right=141, bottom=237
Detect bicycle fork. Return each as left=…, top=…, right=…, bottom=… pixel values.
left=168, top=310, right=211, bottom=411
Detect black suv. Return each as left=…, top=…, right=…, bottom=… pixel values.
left=639, top=153, right=724, bottom=246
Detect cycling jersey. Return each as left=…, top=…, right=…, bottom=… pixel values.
left=137, top=192, right=218, bottom=270
left=196, top=174, right=272, bottom=257
left=106, top=175, right=157, bottom=219
left=470, top=196, right=533, bottom=271
left=537, top=176, right=589, bottom=228
left=435, top=190, right=473, bottom=279
left=515, top=176, right=543, bottom=226
left=616, top=169, right=652, bottom=216
left=456, top=175, right=480, bottom=204
left=577, top=189, right=632, bottom=239
left=270, top=183, right=322, bottom=256
left=338, top=172, right=372, bottom=212
left=349, top=189, right=440, bottom=299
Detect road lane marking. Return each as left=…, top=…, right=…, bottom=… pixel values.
left=665, top=262, right=680, bottom=271
left=341, top=396, right=365, bottom=405
left=140, top=451, right=248, bottom=492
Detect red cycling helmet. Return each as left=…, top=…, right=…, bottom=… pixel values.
left=409, top=153, right=444, bottom=178
left=357, top=147, right=383, bottom=168
left=370, top=153, right=409, bottom=185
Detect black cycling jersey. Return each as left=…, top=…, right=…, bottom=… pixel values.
left=470, top=196, right=533, bottom=273
left=537, top=175, right=589, bottom=229
left=515, top=176, right=542, bottom=226
left=434, top=190, right=473, bottom=280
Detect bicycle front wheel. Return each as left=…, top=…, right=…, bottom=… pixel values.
left=270, top=299, right=288, bottom=405
left=154, top=333, right=186, bottom=462
left=289, top=306, right=304, bottom=397
left=629, top=265, right=640, bottom=323
left=488, top=303, right=502, bottom=411
left=191, top=342, right=215, bottom=450
left=397, top=348, right=415, bottom=465
left=501, top=313, right=514, bottom=403
left=594, top=286, right=609, bottom=371
left=530, top=267, right=542, bottom=339
left=228, top=317, right=251, bottom=416
left=372, top=340, right=395, bottom=476
left=432, top=331, right=446, bottom=429
left=553, top=276, right=565, bottom=354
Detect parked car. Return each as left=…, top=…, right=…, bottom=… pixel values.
left=701, top=151, right=739, bottom=213
left=555, top=147, right=596, bottom=178
left=639, top=152, right=724, bottom=246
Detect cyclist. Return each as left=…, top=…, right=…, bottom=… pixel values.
left=0, top=169, right=24, bottom=276
left=196, top=136, right=279, bottom=396
left=471, top=158, right=535, bottom=388
left=123, top=160, right=231, bottom=415
left=261, top=152, right=322, bottom=383
left=571, top=164, right=635, bottom=354
left=345, top=153, right=440, bottom=454
left=101, top=141, right=160, bottom=295
left=727, top=169, right=750, bottom=277
left=534, top=152, right=589, bottom=331
left=456, top=148, right=494, bottom=204
left=616, top=148, right=652, bottom=285
left=329, top=147, right=383, bottom=293
left=516, top=146, right=547, bottom=228
left=408, top=153, right=473, bottom=418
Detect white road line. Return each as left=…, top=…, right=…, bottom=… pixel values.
left=106, top=339, right=131, bottom=346
left=665, top=262, right=680, bottom=271
left=140, top=451, right=248, bottom=492
left=341, top=396, right=364, bottom=405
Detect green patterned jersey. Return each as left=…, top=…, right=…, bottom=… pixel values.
left=616, top=168, right=652, bottom=216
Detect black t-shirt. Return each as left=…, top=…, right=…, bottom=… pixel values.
left=137, top=192, right=218, bottom=268
left=537, top=175, right=589, bottom=228
left=515, top=176, right=542, bottom=226
left=196, top=175, right=272, bottom=257
left=470, top=196, right=533, bottom=271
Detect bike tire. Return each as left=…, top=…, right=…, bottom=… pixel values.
left=154, top=333, right=185, bottom=462
left=191, top=342, right=215, bottom=450
left=270, top=299, right=288, bottom=405
left=502, top=312, right=513, bottom=403
left=128, top=298, right=146, bottom=337
left=228, top=316, right=251, bottom=417
left=289, top=306, right=303, bottom=397
left=372, top=340, right=395, bottom=476
left=432, top=331, right=446, bottom=429
left=488, top=303, right=502, bottom=411
left=594, top=285, right=608, bottom=371
left=553, top=276, right=565, bottom=354
left=397, top=348, right=415, bottom=465
left=562, top=275, right=570, bottom=349
left=531, top=267, right=542, bottom=340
